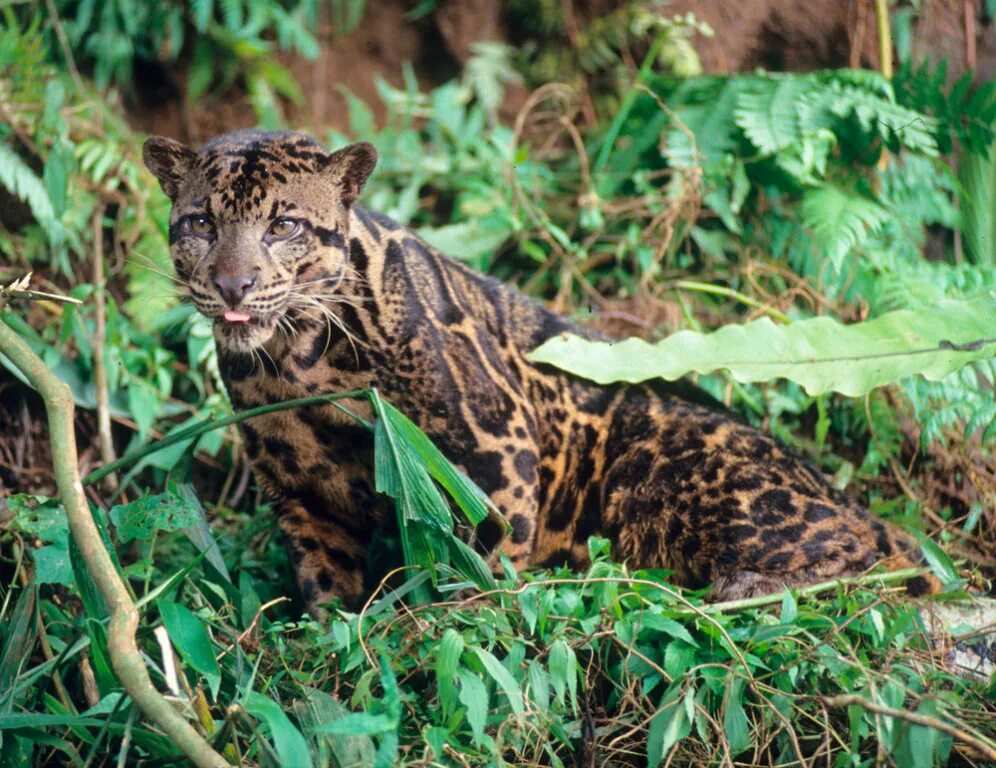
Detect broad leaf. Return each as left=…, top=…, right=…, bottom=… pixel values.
left=110, top=492, right=201, bottom=543
left=646, top=682, right=690, bottom=767
left=530, top=292, right=996, bottom=397
left=722, top=676, right=750, bottom=756
left=157, top=600, right=221, bottom=698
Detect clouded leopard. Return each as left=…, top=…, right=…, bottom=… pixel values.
left=143, top=129, right=935, bottom=611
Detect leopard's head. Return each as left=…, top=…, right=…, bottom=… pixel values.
left=143, top=129, right=376, bottom=353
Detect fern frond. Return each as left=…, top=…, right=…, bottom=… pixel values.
left=904, top=365, right=996, bottom=447
left=463, top=42, right=520, bottom=120
left=734, top=77, right=809, bottom=155
left=801, top=185, right=889, bottom=271
left=0, top=144, right=59, bottom=232
left=665, top=79, right=743, bottom=168
left=832, top=85, right=938, bottom=154
left=821, top=68, right=895, bottom=100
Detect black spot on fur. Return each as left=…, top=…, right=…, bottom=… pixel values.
left=752, top=489, right=793, bottom=514
left=241, top=423, right=260, bottom=456
left=763, top=550, right=793, bottom=570
left=300, top=577, right=317, bottom=604
left=538, top=548, right=580, bottom=570
left=314, top=226, right=345, bottom=249
left=514, top=451, right=537, bottom=484
left=326, top=547, right=358, bottom=572
left=873, top=521, right=893, bottom=556
left=354, top=206, right=381, bottom=242
left=510, top=514, right=532, bottom=544
left=264, top=436, right=300, bottom=474
left=681, top=534, right=701, bottom=559
left=219, top=350, right=255, bottom=382
left=316, top=570, right=334, bottom=592
left=805, top=503, right=836, bottom=523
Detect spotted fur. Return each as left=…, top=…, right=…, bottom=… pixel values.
left=144, top=129, right=937, bottom=611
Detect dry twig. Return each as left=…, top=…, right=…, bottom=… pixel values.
left=823, top=693, right=996, bottom=762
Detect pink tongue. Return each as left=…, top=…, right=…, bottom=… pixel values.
left=223, top=310, right=252, bottom=323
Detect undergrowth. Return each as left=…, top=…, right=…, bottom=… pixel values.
left=0, top=2, right=994, bottom=767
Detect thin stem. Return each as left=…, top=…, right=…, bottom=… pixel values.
left=698, top=566, right=932, bottom=614
left=673, top=280, right=792, bottom=323
left=91, top=205, right=118, bottom=491
left=823, top=694, right=996, bottom=761
left=592, top=29, right=668, bottom=184
left=874, top=0, right=893, bottom=80
left=83, top=389, right=371, bottom=487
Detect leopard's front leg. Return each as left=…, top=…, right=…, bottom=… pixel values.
left=486, top=447, right=542, bottom=572
left=277, top=497, right=372, bottom=614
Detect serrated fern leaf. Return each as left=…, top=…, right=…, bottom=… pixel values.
left=734, top=77, right=809, bottom=154
left=665, top=80, right=742, bottom=168
left=0, top=144, right=58, bottom=230
left=831, top=84, right=938, bottom=154
left=801, top=185, right=889, bottom=272
left=822, top=68, right=895, bottom=100
left=903, top=363, right=996, bottom=446
left=530, top=292, right=996, bottom=397
left=463, top=42, right=519, bottom=120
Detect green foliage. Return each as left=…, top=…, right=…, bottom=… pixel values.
left=532, top=291, right=996, bottom=400
left=2, top=521, right=991, bottom=766
left=2, top=4, right=995, bottom=767
left=507, top=0, right=711, bottom=88
left=49, top=0, right=320, bottom=99
left=894, top=60, right=996, bottom=155
left=371, top=390, right=499, bottom=592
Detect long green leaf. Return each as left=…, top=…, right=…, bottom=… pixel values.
left=374, top=395, right=497, bottom=526
left=530, top=292, right=996, bottom=397
left=445, top=537, right=498, bottom=592
left=0, top=584, right=37, bottom=713
left=471, top=647, right=524, bottom=714
left=456, top=669, right=489, bottom=746
left=435, top=629, right=464, bottom=718
left=243, top=692, right=314, bottom=768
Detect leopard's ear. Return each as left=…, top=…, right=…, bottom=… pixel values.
left=324, top=142, right=377, bottom=206
left=143, top=136, right=196, bottom=200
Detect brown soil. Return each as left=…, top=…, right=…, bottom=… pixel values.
left=668, top=0, right=994, bottom=79
left=0, top=384, right=56, bottom=499
left=127, top=0, right=994, bottom=143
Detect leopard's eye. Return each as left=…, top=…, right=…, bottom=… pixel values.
left=188, top=215, right=214, bottom=237
left=267, top=218, right=300, bottom=240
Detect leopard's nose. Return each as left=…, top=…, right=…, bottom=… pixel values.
left=213, top=274, right=257, bottom=306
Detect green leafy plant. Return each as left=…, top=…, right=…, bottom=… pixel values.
left=532, top=290, right=996, bottom=403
